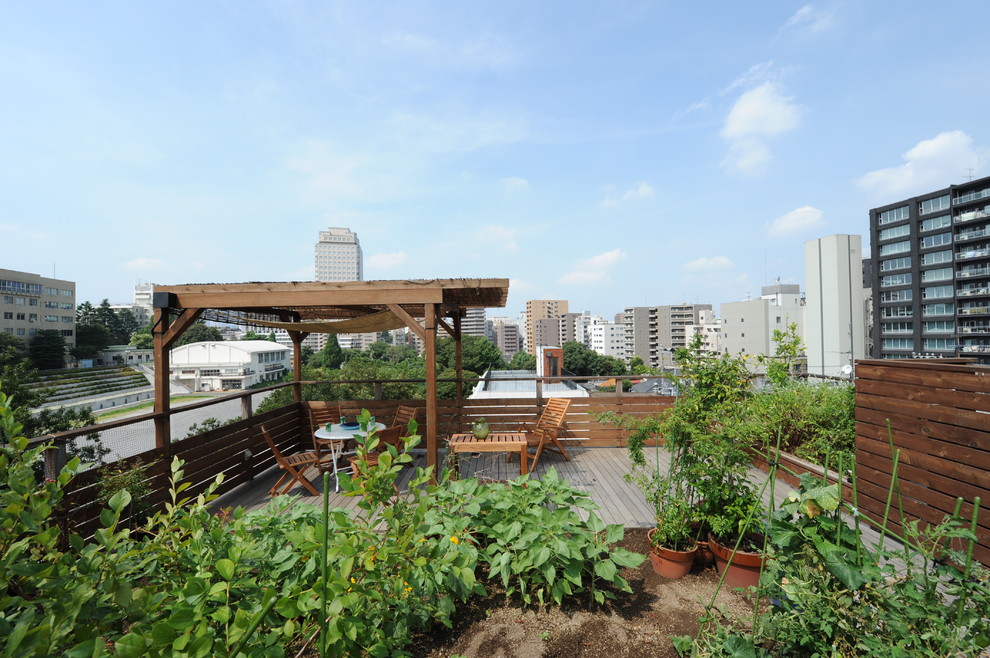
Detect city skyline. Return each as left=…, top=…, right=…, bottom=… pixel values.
left=2, top=3, right=989, bottom=318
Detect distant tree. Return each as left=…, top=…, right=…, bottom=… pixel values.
left=437, top=368, right=477, bottom=399
left=72, top=324, right=111, bottom=360
left=267, top=332, right=277, bottom=342
left=75, top=301, right=96, bottom=325
left=75, top=299, right=138, bottom=344
left=129, top=331, right=154, bottom=349
left=241, top=330, right=263, bottom=341
left=628, top=356, right=652, bottom=375
left=115, top=308, right=141, bottom=344
left=436, top=336, right=505, bottom=374
left=309, top=334, right=344, bottom=369
left=507, top=351, right=536, bottom=370
left=174, top=321, right=223, bottom=346
left=300, top=345, right=314, bottom=363
left=562, top=341, right=628, bottom=377
left=28, top=330, right=66, bottom=370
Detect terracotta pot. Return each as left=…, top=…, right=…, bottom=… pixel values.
left=690, top=522, right=715, bottom=567
left=647, top=528, right=698, bottom=579
left=708, top=533, right=766, bottom=590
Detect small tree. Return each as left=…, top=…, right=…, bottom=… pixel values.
left=507, top=351, right=536, bottom=370
left=174, top=321, right=223, bottom=346
left=28, top=330, right=66, bottom=370
left=73, top=324, right=111, bottom=359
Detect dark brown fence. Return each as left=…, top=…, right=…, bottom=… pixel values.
left=854, top=359, right=990, bottom=564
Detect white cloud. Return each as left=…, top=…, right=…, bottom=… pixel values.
left=124, top=257, right=166, bottom=270
left=722, top=82, right=801, bottom=139
left=580, top=248, right=626, bottom=269
left=600, top=181, right=655, bottom=207
left=721, top=81, right=802, bottom=176
left=499, top=177, right=530, bottom=193
left=682, top=256, right=734, bottom=272
left=368, top=252, right=407, bottom=268
left=721, top=61, right=776, bottom=97
left=856, top=131, right=985, bottom=201
left=477, top=225, right=519, bottom=251
left=560, top=248, right=627, bottom=285
left=780, top=5, right=835, bottom=34
left=767, top=206, right=824, bottom=238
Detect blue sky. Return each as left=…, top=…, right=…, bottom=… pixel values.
left=2, top=2, right=988, bottom=319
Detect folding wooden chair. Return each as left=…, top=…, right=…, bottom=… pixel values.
left=392, top=405, right=418, bottom=435
left=262, top=426, right=319, bottom=496
left=347, top=425, right=404, bottom=478
left=516, top=398, right=572, bottom=470
left=308, top=401, right=341, bottom=471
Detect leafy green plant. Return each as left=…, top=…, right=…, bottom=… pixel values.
left=96, top=457, right=152, bottom=529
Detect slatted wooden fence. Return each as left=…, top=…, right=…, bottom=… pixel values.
left=855, top=359, right=990, bottom=564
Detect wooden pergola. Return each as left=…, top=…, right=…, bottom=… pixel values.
left=151, top=278, right=510, bottom=470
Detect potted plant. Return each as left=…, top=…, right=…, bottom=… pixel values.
left=647, top=494, right=698, bottom=578
left=702, top=476, right=767, bottom=590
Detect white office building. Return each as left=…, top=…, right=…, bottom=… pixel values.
left=313, top=226, right=365, bottom=350
left=587, top=322, right=626, bottom=359
left=805, top=234, right=867, bottom=376
left=721, top=283, right=805, bottom=370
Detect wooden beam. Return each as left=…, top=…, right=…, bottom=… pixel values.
left=454, top=314, right=463, bottom=404
left=170, top=288, right=443, bottom=310
left=289, top=332, right=306, bottom=404
left=152, top=307, right=172, bottom=455
left=387, top=303, right=425, bottom=341
left=160, top=309, right=204, bottom=349
left=424, top=303, right=438, bottom=477
left=436, top=317, right=455, bottom=338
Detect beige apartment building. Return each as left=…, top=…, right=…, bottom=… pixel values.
left=0, top=268, right=76, bottom=350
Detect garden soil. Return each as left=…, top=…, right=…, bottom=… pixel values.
left=406, top=528, right=754, bottom=657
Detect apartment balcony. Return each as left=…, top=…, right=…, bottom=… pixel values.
left=956, top=226, right=990, bottom=241
left=957, top=267, right=990, bottom=279
left=960, top=344, right=990, bottom=353
left=957, top=286, right=990, bottom=297
left=955, top=247, right=990, bottom=261
left=959, top=324, right=990, bottom=334
left=954, top=189, right=990, bottom=206
left=958, top=306, right=990, bottom=316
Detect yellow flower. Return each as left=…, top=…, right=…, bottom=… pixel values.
left=419, top=538, right=426, bottom=543
left=350, top=577, right=356, bottom=583
left=450, top=535, right=460, bottom=545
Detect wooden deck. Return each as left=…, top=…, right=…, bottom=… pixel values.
left=213, top=446, right=662, bottom=525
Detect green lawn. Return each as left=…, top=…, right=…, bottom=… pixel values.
left=94, top=395, right=209, bottom=420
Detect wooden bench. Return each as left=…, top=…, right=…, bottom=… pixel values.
left=449, top=432, right=529, bottom=476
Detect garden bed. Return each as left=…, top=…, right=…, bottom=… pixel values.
left=405, top=528, right=753, bottom=657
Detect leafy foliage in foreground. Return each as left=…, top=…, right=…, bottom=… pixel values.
left=0, top=395, right=642, bottom=657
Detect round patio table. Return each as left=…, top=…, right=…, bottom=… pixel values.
left=314, top=422, right=385, bottom=492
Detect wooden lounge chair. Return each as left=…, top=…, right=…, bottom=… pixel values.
left=516, top=398, right=572, bottom=470
left=308, top=401, right=341, bottom=471
left=262, top=426, right=319, bottom=496
left=347, top=425, right=404, bottom=478
left=392, top=405, right=418, bottom=434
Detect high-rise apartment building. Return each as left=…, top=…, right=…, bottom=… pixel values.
left=492, top=321, right=522, bottom=360
left=805, top=235, right=867, bottom=376
left=622, top=303, right=713, bottom=368
left=0, top=268, right=76, bottom=350
left=315, top=227, right=363, bottom=282
left=524, top=299, right=568, bottom=355
left=461, top=307, right=488, bottom=337
left=869, top=176, right=990, bottom=365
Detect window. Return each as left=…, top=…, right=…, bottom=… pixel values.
left=921, top=250, right=952, bottom=266
left=15, top=313, right=25, bottom=321
left=28, top=313, right=37, bottom=322
left=921, top=267, right=953, bottom=282
left=2, top=296, right=11, bottom=304
left=28, top=298, right=37, bottom=306
left=882, top=338, right=914, bottom=350
left=60, top=330, right=73, bottom=337
left=924, top=338, right=955, bottom=351
left=59, top=302, right=73, bottom=310
left=60, top=289, right=72, bottom=297
left=878, top=206, right=909, bottom=224
left=881, top=322, right=913, bottom=334
left=881, top=273, right=912, bottom=287
left=921, top=232, right=952, bottom=249
left=44, top=301, right=58, bottom=308
left=45, top=287, right=58, bottom=296
left=881, top=305, right=913, bottom=318
left=920, top=214, right=951, bottom=232
left=15, top=298, right=24, bottom=305
left=2, top=312, right=11, bottom=320
left=44, top=315, right=58, bottom=322
left=879, top=224, right=911, bottom=241
left=919, top=194, right=950, bottom=214
left=200, top=369, right=221, bottom=377
left=923, top=303, right=954, bottom=316
left=922, top=285, right=953, bottom=299
left=880, top=256, right=911, bottom=271
left=923, top=321, right=955, bottom=333
left=16, top=328, right=25, bottom=336
left=61, top=316, right=72, bottom=323
left=879, top=240, right=911, bottom=256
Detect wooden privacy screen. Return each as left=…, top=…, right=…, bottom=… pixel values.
left=855, top=359, right=990, bottom=564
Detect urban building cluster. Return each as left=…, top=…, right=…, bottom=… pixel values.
left=6, top=173, right=988, bottom=383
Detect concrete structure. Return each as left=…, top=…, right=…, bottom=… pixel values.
left=469, top=369, right=589, bottom=399
left=525, top=299, right=568, bottom=355
left=587, top=322, right=626, bottom=359
left=94, top=345, right=154, bottom=366
left=684, top=310, right=723, bottom=355
left=870, top=175, right=990, bottom=365
left=169, top=340, right=289, bottom=391
left=314, top=226, right=365, bottom=350
left=805, top=235, right=868, bottom=376
left=622, top=303, right=714, bottom=369
left=0, top=268, right=76, bottom=350
left=461, top=306, right=488, bottom=337
left=720, top=284, right=805, bottom=368
left=492, top=320, right=522, bottom=360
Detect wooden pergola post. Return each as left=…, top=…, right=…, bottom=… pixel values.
left=424, top=303, right=439, bottom=472
left=152, top=307, right=171, bottom=455
left=288, top=331, right=308, bottom=404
